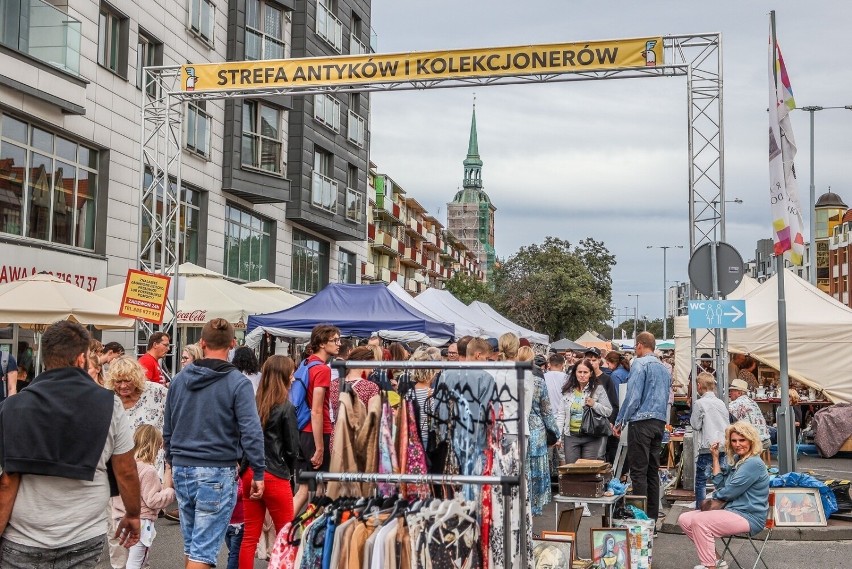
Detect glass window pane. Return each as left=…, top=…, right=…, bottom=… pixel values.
left=197, top=112, right=209, bottom=155
left=265, top=5, right=282, bottom=39
left=32, top=128, right=53, bottom=153
left=246, top=0, right=260, bottom=30
left=187, top=106, right=197, bottom=149
left=242, top=101, right=256, bottom=134
left=56, top=136, right=77, bottom=161
left=1, top=115, right=27, bottom=143
left=265, top=39, right=284, bottom=60
left=75, top=169, right=96, bottom=249
left=79, top=146, right=97, bottom=169
left=242, top=133, right=258, bottom=168
left=52, top=161, right=75, bottom=245
left=245, top=30, right=261, bottom=60
left=0, top=142, right=26, bottom=236
left=260, top=105, right=279, bottom=139
left=259, top=233, right=270, bottom=280
left=260, top=139, right=280, bottom=172
left=98, top=12, right=107, bottom=66
left=27, top=153, right=52, bottom=241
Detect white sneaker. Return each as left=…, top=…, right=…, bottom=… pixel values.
left=717, top=561, right=729, bottom=569
left=582, top=504, right=591, bottom=517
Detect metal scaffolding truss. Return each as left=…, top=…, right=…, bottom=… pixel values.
left=139, top=34, right=723, bottom=375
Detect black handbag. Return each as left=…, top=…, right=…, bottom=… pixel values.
left=580, top=406, right=612, bottom=437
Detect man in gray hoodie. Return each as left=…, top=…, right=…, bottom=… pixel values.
left=164, top=318, right=265, bottom=569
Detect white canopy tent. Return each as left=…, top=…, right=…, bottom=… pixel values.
left=242, top=279, right=304, bottom=310
left=385, top=282, right=479, bottom=338
left=675, top=271, right=852, bottom=402
left=468, top=301, right=550, bottom=344
left=416, top=288, right=504, bottom=338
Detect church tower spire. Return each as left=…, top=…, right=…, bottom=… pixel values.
left=463, top=102, right=483, bottom=188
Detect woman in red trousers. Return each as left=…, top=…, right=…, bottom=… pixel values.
left=239, top=355, right=300, bottom=568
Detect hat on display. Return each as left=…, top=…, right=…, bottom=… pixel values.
left=729, top=378, right=749, bottom=392
left=584, top=347, right=601, bottom=357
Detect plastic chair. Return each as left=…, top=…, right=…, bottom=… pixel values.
left=719, top=492, right=774, bottom=569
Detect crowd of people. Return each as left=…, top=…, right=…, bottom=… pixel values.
left=0, top=321, right=776, bottom=569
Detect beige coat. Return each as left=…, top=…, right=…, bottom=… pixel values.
left=327, top=391, right=382, bottom=498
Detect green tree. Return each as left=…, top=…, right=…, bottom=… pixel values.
left=491, top=236, right=615, bottom=340
left=444, top=271, right=493, bottom=305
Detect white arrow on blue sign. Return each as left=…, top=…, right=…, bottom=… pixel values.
left=688, top=299, right=747, bottom=329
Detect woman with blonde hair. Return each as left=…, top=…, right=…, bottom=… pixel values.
left=499, top=332, right=520, bottom=361
left=678, top=421, right=770, bottom=569
left=180, top=343, right=203, bottom=368
left=107, top=356, right=168, bottom=432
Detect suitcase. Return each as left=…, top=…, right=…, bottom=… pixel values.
left=559, top=469, right=613, bottom=497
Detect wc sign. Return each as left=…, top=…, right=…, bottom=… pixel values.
left=688, top=300, right=747, bottom=329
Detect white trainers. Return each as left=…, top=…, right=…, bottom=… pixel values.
left=692, top=561, right=728, bottom=569
left=582, top=504, right=591, bottom=517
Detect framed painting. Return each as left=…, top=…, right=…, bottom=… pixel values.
left=772, top=487, right=827, bottom=527
left=590, top=527, right=630, bottom=569
left=540, top=532, right=576, bottom=559
left=533, top=536, right=573, bottom=569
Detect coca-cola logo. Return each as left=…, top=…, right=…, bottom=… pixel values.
left=177, top=309, right=207, bottom=322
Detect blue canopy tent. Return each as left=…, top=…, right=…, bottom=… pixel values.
left=245, top=283, right=455, bottom=347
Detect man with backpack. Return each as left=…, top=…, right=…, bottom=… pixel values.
left=291, top=324, right=339, bottom=516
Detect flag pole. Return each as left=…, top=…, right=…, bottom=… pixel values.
left=771, top=9, right=796, bottom=474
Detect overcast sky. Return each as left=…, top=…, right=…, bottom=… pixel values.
left=367, top=0, right=852, bottom=325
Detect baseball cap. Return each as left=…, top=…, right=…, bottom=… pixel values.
left=486, top=337, right=499, bottom=351
left=584, top=347, right=601, bottom=357
left=729, top=378, right=749, bottom=391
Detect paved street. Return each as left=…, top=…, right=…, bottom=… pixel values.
left=97, top=455, right=852, bottom=568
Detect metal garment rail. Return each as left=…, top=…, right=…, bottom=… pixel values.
left=323, top=359, right=530, bottom=569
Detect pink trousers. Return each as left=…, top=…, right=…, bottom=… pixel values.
left=678, top=509, right=751, bottom=566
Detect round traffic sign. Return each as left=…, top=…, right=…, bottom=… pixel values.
left=688, top=242, right=744, bottom=297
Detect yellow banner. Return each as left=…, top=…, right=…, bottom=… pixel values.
left=180, top=37, right=663, bottom=93
left=119, top=269, right=171, bottom=325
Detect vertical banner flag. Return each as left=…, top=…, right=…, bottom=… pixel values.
left=768, top=37, right=805, bottom=264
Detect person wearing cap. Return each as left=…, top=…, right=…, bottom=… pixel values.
left=728, top=378, right=771, bottom=450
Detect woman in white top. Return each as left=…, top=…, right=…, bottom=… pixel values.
left=555, top=358, right=612, bottom=464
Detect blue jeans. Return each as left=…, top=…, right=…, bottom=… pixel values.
left=173, top=465, right=238, bottom=566
left=0, top=535, right=105, bottom=569
left=694, top=452, right=725, bottom=508
left=224, top=524, right=243, bottom=569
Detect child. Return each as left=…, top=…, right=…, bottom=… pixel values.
left=225, top=473, right=245, bottom=569
left=111, top=424, right=175, bottom=569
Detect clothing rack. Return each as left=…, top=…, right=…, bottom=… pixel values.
left=321, top=359, right=531, bottom=569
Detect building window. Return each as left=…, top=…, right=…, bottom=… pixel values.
left=241, top=101, right=283, bottom=174
left=98, top=3, right=128, bottom=77
left=189, top=0, right=215, bottom=46
left=316, top=0, right=342, bottom=52
left=224, top=204, right=272, bottom=281
left=137, top=31, right=163, bottom=96
left=311, top=148, right=337, bottom=213
left=141, top=170, right=203, bottom=266
left=245, top=0, right=285, bottom=60
left=350, top=13, right=367, bottom=54
left=186, top=100, right=211, bottom=158
left=347, top=109, right=365, bottom=147
left=292, top=229, right=329, bottom=293
left=338, top=249, right=356, bottom=283
left=345, top=165, right=362, bottom=223
left=0, top=113, right=98, bottom=249
left=313, top=94, right=340, bottom=132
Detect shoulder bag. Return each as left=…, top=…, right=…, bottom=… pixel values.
left=580, top=406, right=612, bottom=437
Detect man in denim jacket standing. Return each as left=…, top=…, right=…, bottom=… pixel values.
left=614, top=331, right=671, bottom=521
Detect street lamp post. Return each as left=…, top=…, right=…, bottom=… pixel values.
left=647, top=245, right=684, bottom=341
left=627, top=294, right=639, bottom=340
left=795, top=105, right=852, bottom=285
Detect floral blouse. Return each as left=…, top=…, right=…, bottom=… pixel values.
left=124, top=381, right=168, bottom=432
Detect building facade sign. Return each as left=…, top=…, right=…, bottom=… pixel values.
left=0, top=242, right=107, bottom=291
left=181, top=37, right=663, bottom=93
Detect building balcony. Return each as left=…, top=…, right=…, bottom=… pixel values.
left=361, top=261, right=376, bottom=280
left=400, top=247, right=425, bottom=268
left=367, top=224, right=375, bottom=241
left=316, top=2, right=343, bottom=52
left=350, top=33, right=368, bottom=55
left=311, top=171, right=338, bottom=214
left=1, top=0, right=81, bottom=75
left=379, top=267, right=391, bottom=283
left=372, top=230, right=398, bottom=256
left=347, top=110, right=366, bottom=148
left=405, top=279, right=419, bottom=294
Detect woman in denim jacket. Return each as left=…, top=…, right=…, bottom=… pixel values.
left=678, top=421, right=770, bottom=569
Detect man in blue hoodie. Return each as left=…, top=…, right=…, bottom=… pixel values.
left=164, top=318, right=265, bottom=569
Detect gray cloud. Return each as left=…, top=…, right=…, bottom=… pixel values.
left=368, top=0, right=852, bottom=325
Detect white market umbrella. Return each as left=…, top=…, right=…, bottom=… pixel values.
left=94, top=263, right=288, bottom=326
left=242, top=279, right=304, bottom=310
left=0, top=273, right=133, bottom=329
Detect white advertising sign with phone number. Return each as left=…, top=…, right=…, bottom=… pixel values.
left=0, top=242, right=108, bottom=291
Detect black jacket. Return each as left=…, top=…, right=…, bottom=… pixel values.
left=262, top=401, right=301, bottom=480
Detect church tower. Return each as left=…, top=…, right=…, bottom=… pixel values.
left=447, top=102, right=496, bottom=280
